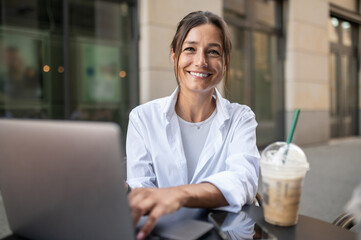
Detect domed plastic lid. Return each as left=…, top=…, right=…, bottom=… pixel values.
left=260, top=142, right=309, bottom=170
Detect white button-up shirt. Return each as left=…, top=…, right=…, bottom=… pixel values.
left=126, top=88, right=260, bottom=212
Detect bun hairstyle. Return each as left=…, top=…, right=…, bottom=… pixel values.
left=170, top=11, right=232, bottom=84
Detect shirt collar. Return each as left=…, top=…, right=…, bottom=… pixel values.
left=214, top=88, right=230, bottom=120
left=163, top=87, right=179, bottom=122
left=163, top=87, right=231, bottom=124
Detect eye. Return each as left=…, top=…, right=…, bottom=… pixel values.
left=208, top=49, right=220, bottom=56
left=183, top=47, right=195, bottom=52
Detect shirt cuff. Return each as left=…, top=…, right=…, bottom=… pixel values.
left=201, top=171, right=257, bottom=212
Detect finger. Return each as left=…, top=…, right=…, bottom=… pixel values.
left=131, top=197, right=157, bottom=226
left=129, top=189, right=147, bottom=226
left=138, top=197, right=156, bottom=214
left=131, top=207, right=142, bottom=227
left=138, top=206, right=165, bottom=240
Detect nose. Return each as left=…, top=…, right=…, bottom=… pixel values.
left=195, top=50, right=208, bottom=68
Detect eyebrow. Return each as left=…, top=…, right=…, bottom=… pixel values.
left=183, top=41, right=222, bottom=48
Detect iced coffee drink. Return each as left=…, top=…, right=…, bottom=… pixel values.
left=260, top=142, right=309, bottom=226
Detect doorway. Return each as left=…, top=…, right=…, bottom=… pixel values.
left=329, top=17, right=358, bottom=138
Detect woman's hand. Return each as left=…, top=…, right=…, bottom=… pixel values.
left=128, top=183, right=228, bottom=240
left=128, top=187, right=186, bottom=240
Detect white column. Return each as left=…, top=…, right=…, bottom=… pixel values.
left=285, top=0, right=330, bottom=144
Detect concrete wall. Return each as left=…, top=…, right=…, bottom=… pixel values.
left=139, top=0, right=223, bottom=104
left=285, top=0, right=330, bottom=145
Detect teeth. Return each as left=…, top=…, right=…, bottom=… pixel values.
left=190, top=72, right=209, bottom=78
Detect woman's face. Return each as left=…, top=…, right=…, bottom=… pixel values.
left=172, top=23, right=225, bottom=95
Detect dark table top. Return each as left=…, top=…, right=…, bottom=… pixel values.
left=1, top=205, right=357, bottom=240
left=243, top=205, right=357, bottom=240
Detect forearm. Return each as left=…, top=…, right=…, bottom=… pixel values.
left=177, top=182, right=229, bottom=208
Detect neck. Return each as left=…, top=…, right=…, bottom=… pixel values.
left=175, top=88, right=216, bottom=123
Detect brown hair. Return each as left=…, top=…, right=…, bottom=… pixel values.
left=170, top=11, right=232, bottom=84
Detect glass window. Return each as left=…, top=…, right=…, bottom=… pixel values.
left=341, top=21, right=352, bottom=46
left=226, top=25, right=245, bottom=103
left=330, top=53, right=337, bottom=118
left=253, top=31, right=280, bottom=145
left=224, top=0, right=283, bottom=147
left=341, top=55, right=350, bottom=117
left=224, top=0, right=246, bottom=16
left=0, top=0, right=138, bottom=139
left=0, top=26, right=50, bottom=118
left=255, top=0, right=277, bottom=28
left=329, top=16, right=358, bottom=138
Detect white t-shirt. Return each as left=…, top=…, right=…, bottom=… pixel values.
left=177, top=109, right=217, bottom=182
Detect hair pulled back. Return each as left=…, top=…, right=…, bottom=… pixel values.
left=171, top=11, right=232, bottom=83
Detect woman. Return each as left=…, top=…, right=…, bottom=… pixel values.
left=126, top=11, right=259, bottom=240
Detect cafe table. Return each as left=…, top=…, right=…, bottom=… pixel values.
left=0, top=205, right=357, bottom=240
left=239, top=205, right=357, bottom=240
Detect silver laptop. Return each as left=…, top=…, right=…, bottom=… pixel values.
left=0, top=119, right=135, bottom=240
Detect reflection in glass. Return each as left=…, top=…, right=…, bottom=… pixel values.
left=341, top=56, right=349, bottom=118
left=68, top=1, right=134, bottom=134
left=0, top=31, right=47, bottom=118
left=1, top=46, right=42, bottom=100
left=226, top=26, right=245, bottom=103
left=253, top=32, right=279, bottom=146
left=331, top=17, right=339, bottom=27
left=255, top=0, right=276, bottom=28
left=341, top=21, right=352, bottom=47
left=330, top=53, right=338, bottom=137
left=329, top=16, right=357, bottom=138
left=341, top=55, right=357, bottom=136
left=209, top=210, right=277, bottom=240
left=224, top=0, right=246, bottom=16
left=220, top=211, right=255, bottom=239
left=79, top=42, right=121, bottom=104
left=224, top=0, right=283, bottom=147
left=0, top=0, right=137, bottom=140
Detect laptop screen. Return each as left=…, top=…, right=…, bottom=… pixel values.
left=0, top=119, right=135, bottom=240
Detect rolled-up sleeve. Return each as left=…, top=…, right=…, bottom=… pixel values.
left=201, top=111, right=260, bottom=212
left=126, top=110, right=157, bottom=188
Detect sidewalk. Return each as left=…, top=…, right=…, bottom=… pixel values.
left=299, top=137, right=361, bottom=223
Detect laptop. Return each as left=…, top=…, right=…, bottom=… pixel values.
left=0, top=119, right=214, bottom=240
left=0, top=119, right=134, bottom=240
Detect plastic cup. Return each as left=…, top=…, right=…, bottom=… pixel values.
left=260, top=142, right=309, bottom=226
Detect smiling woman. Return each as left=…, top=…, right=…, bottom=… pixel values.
left=174, top=24, right=223, bottom=95
left=126, top=11, right=259, bottom=240
left=174, top=24, right=224, bottom=123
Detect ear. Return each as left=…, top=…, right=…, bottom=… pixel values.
left=171, top=48, right=175, bottom=63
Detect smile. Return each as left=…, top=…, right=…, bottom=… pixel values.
left=189, top=71, right=211, bottom=78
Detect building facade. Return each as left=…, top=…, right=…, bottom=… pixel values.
left=0, top=0, right=139, bottom=143
left=0, top=0, right=360, bottom=147
left=139, top=0, right=361, bottom=146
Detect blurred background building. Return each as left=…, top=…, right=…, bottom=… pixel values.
left=0, top=0, right=360, bottom=147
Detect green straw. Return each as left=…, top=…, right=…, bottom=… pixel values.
left=287, top=109, right=300, bottom=144
left=283, top=109, right=301, bottom=164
